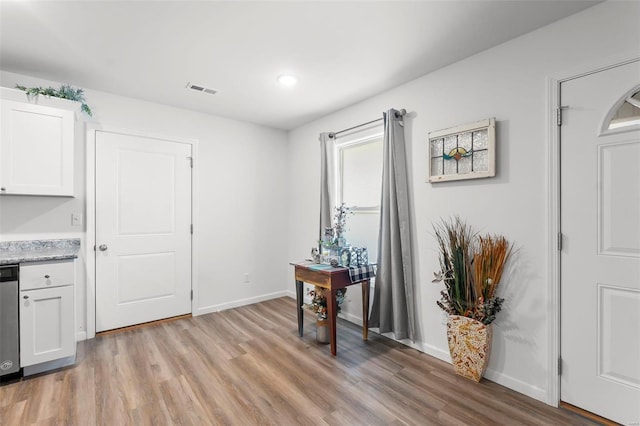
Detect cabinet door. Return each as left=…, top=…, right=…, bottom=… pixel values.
left=0, top=100, right=74, bottom=196
left=20, top=285, right=75, bottom=367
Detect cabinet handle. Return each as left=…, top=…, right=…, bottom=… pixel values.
left=23, top=295, right=29, bottom=299
left=44, top=275, right=50, bottom=279
left=0, top=187, right=5, bottom=192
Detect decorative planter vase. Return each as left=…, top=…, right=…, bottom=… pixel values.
left=446, top=315, right=492, bottom=382
left=316, top=319, right=329, bottom=344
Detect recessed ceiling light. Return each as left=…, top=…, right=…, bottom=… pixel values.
left=277, top=74, right=298, bottom=87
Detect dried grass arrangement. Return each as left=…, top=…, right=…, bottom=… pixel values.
left=432, top=216, right=513, bottom=325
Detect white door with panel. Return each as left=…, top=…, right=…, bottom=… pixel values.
left=560, top=60, right=640, bottom=424
left=95, top=130, right=192, bottom=332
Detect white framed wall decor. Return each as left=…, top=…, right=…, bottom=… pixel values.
left=427, top=117, right=496, bottom=183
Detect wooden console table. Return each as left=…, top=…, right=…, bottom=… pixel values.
left=292, top=261, right=370, bottom=356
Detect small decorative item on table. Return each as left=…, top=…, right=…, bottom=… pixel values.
left=340, top=247, right=351, bottom=267
left=350, top=247, right=360, bottom=267
left=311, top=247, right=321, bottom=264
left=320, top=204, right=353, bottom=265
left=360, top=248, right=368, bottom=265
left=333, top=203, right=351, bottom=244
left=321, top=246, right=340, bottom=265
left=352, top=247, right=369, bottom=266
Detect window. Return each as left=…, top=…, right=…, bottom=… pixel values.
left=335, top=133, right=383, bottom=263
left=607, top=89, right=640, bottom=130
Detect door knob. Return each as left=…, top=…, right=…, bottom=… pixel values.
left=98, top=244, right=108, bottom=251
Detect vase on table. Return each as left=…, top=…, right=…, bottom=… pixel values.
left=446, top=314, right=492, bottom=382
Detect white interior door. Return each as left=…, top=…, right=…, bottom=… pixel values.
left=95, top=130, right=192, bottom=332
left=560, top=60, right=640, bottom=424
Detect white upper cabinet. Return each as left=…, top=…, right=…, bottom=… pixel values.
left=0, top=89, right=76, bottom=197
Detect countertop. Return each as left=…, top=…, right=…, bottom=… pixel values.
left=0, top=239, right=80, bottom=265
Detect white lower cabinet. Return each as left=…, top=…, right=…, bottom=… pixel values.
left=19, top=260, right=76, bottom=370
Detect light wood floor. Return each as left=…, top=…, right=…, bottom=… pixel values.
left=1, top=297, right=598, bottom=425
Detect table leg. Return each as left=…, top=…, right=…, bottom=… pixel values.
left=327, top=289, right=338, bottom=356
left=295, top=280, right=303, bottom=337
left=361, top=280, right=370, bottom=341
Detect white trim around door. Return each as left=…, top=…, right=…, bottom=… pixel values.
left=85, top=126, right=198, bottom=339
left=545, top=51, right=640, bottom=407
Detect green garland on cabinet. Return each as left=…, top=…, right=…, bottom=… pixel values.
left=15, top=84, right=93, bottom=116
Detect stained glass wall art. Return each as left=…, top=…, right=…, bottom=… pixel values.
left=427, top=118, right=496, bottom=183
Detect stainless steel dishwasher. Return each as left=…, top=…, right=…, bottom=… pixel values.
left=0, top=264, right=20, bottom=379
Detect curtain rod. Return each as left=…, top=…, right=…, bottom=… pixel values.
left=328, top=108, right=406, bottom=139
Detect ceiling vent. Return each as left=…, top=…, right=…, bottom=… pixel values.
left=186, top=82, right=217, bottom=95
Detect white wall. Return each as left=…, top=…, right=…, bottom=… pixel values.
left=286, top=1, right=640, bottom=403
left=0, top=70, right=290, bottom=337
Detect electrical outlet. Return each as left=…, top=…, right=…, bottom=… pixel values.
left=243, top=273, right=250, bottom=283
left=71, top=212, right=83, bottom=226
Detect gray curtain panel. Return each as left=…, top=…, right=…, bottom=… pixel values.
left=369, top=109, right=416, bottom=341
left=319, top=132, right=335, bottom=247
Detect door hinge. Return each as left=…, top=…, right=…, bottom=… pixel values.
left=558, top=357, right=562, bottom=375
left=187, top=156, right=194, bottom=168
left=558, top=232, right=563, bottom=251
left=557, top=105, right=569, bottom=126
left=190, top=224, right=193, bottom=234
left=191, top=289, right=193, bottom=300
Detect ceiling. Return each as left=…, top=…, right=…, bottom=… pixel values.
left=0, top=1, right=600, bottom=130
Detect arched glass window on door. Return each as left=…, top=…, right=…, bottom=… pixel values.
left=607, top=88, right=640, bottom=130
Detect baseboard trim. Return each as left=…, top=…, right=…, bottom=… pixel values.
left=338, top=311, right=363, bottom=326
left=484, top=367, right=547, bottom=403
left=420, top=342, right=451, bottom=363
left=196, top=291, right=290, bottom=315
left=76, top=331, right=87, bottom=342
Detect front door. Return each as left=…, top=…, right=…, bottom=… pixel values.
left=95, top=130, right=192, bottom=332
left=560, top=60, right=640, bottom=423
